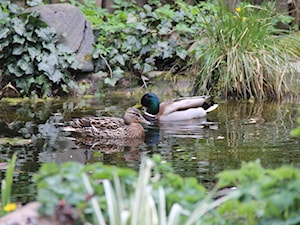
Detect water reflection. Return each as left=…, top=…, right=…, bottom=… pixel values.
left=143, top=118, right=219, bottom=145
left=0, top=97, right=299, bottom=202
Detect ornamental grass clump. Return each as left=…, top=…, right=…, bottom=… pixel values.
left=192, top=1, right=300, bottom=100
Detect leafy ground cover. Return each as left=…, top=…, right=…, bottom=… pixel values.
left=0, top=1, right=78, bottom=98
left=72, top=0, right=300, bottom=100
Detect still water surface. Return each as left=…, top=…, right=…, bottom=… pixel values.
left=0, top=93, right=299, bottom=203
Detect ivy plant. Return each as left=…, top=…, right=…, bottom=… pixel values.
left=0, top=1, right=78, bottom=97
left=69, top=0, right=204, bottom=86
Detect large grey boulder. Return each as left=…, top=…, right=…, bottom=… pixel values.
left=26, top=3, right=94, bottom=72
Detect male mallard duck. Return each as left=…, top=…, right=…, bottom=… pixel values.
left=69, top=107, right=150, bottom=139
left=141, top=93, right=218, bottom=122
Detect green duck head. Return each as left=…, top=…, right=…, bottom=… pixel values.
left=141, top=93, right=160, bottom=115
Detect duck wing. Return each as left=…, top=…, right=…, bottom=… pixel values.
left=73, top=117, right=125, bottom=130
left=159, top=96, right=211, bottom=116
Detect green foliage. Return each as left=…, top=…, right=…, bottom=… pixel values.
left=33, top=155, right=210, bottom=224
left=192, top=1, right=299, bottom=100
left=71, top=0, right=202, bottom=86
left=217, top=160, right=300, bottom=224
left=33, top=154, right=300, bottom=224
left=0, top=1, right=77, bottom=97
left=69, top=0, right=299, bottom=99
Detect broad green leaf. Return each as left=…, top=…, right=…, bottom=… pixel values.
left=11, top=17, right=25, bottom=35
left=112, top=54, right=125, bottom=65
left=28, top=47, right=41, bottom=60
left=0, top=27, right=9, bottom=39
left=50, top=69, right=63, bottom=83
left=158, top=26, right=170, bottom=35
left=12, top=45, right=24, bottom=55
left=8, top=64, right=23, bottom=77
left=176, top=48, right=187, bottom=60
left=143, top=63, right=155, bottom=73
left=12, top=34, right=24, bottom=44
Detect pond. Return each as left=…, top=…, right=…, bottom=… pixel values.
left=0, top=92, right=299, bottom=203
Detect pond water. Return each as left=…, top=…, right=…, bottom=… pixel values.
left=0, top=93, right=299, bottom=203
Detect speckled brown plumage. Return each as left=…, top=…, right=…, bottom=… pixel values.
left=71, top=108, right=149, bottom=139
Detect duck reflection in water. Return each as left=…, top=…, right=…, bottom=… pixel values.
left=72, top=136, right=144, bottom=162
left=143, top=117, right=219, bottom=146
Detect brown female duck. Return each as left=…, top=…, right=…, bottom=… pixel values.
left=70, top=107, right=149, bottom=139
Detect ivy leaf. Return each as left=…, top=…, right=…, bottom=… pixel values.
left=16, top=77, right=35, bottom=92
left=38, top=53, right=58, bottom=76
left=27, top=0, right=44, bottom=7
left=35, top=27, right=56, bottom=42
left=13, top=45, right=25, bottom=55
left=141, top=37, right=148, bottom=45
left=104, top=67, right=123, bottom=86
left=13, top=34, right=25, bottom=44
left=111, top=54, right=125, bottom=65
left=136, top=22, right=147, bottom=32
left=158, top=26, right=170, bottom=35
left=176, top=23, right=194, bottom=33
left=0, top=27, right=9, bottom=39
left=17, top=58, right=34, bottom=74
left=143, top=4, right=152, bottom=13
left=143, top=63, right=155, bottom=73
left=28, top=47, right=41, bottom=61
left=50, top=69, right=63, bottom=83
left=8, top=64, right=23, bottom=77
left=176, top=48, right=187, bottom=60
left=11, top=17, right=25, bottom=35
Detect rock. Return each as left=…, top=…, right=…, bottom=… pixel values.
left=0, top=202, right=65, bottom=225
left=25, top=3, right=94, bottom=72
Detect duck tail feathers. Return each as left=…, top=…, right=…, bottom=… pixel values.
left=205, top=103, right=218, bottom=113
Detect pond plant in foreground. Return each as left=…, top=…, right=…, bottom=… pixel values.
left=31, top=154, right=300, bottom=225
left=0, top=154, right=17, bottom=217
left=2, top=151, right=300, bottom=224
